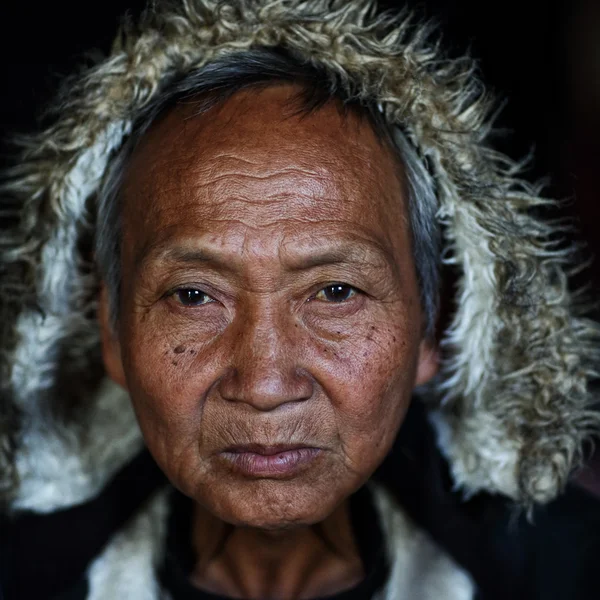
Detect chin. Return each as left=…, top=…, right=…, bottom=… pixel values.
left=200, top=477, right=345, bottom=530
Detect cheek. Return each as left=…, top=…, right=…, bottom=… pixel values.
left=313, top=320, right=419, bottom=461
left=122, top=303, right=224, bottom=398
left=119, top=316, right=224, bottom=467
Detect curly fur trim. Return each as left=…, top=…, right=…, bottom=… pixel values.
left=11, top=379, right=142, bottom=513
left=1, top=0, right=599, bottom=509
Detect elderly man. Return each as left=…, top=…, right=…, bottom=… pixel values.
left=1, top=1, right=599, bottom=599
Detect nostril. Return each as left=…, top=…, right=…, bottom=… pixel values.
left=218, top=367, right=313, bottom=410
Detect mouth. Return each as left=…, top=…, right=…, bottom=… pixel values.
left=219, top=444, right=322, bottom=478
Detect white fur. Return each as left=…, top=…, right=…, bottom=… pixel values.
left=429, top=410, right=520, bottom=499
left=11, top=122, right=130, bottom=408
left=9, top=121, right=139, bottom=512
left=13, top=378, right=142, bottom=512
left=372, top=484, right=475, bottom=600
left=87, top=489, right=170, bottom=600
left=11, top=312, right=66, bottom=410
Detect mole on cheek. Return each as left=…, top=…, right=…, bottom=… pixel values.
left=173, top=345, right=186, bottom=354
left=366, top=325, right=378, bottom=342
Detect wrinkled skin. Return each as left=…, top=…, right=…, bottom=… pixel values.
left=100, top=85, right=437, bottom=598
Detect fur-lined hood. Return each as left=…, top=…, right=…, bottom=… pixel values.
left=1, top=0, right=599, bottom=514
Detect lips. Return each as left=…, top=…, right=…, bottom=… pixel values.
left=220, top=444, right=322, bottom=478
left=224, top=443, right=312, bottom=455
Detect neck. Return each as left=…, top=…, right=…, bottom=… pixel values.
left=189, top=499, right=364, bottom=600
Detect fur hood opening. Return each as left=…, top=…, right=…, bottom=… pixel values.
left=1, top=0, right=599, bottom=514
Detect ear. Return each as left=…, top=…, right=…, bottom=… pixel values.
left=98, top=284, right=128, bottom=390
left=415, top=338, right=439, bottom=386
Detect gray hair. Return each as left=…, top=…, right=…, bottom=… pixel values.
left=96, top=48, right=440, bottom=336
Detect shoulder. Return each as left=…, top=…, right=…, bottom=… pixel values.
left=371, top=483, right=475, bottom=600
left=375, top=401, right=600, bottom=600
left=0, top=450, right=167, bottom=600
left=525, top=483, right=600, bottom=600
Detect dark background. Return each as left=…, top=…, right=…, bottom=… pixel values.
left=0, top=0, right=598, bottom=286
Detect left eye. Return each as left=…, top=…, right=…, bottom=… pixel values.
left=314, top=284, right=357, bottom=303
left=173, top=289, right=215, bottom=306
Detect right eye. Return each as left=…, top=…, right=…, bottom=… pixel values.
left=173, top=288, right=215, bottom=307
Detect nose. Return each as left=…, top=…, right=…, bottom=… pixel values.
left=217, top=304, right=313, bottom=411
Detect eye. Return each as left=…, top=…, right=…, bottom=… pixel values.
left=173, top=288, right=215, bottom=307
left=313, top=284, right=358, bottom=303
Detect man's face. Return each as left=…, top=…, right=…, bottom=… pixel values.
left=100, top=85, right=437, bottom=529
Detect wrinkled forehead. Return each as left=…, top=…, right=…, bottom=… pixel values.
left=120, top=85, right=409, bottom=253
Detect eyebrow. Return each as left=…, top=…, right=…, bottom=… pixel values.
left=143, top=246, right=234, bottom=270
left=284, top=244, right=393, bottom=271
left=137, top=239, right=396, bottom=275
